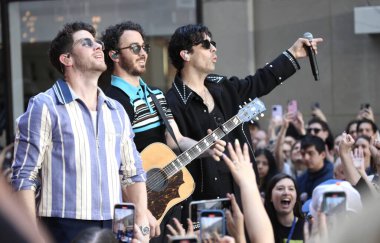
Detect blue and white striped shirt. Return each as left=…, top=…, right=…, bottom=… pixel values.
left=11, top=79, right=146, bottom=220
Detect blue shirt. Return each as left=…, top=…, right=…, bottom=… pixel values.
left=12, top=79, right=145, bottom=220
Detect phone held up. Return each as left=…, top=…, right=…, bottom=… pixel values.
left=113, top=203, right=135, bottom=243
left=271, top=105, right=283, bottom=121
left=189, top=198, right=231, bottom=227
left=287, top=99, right=298, bottom=120
left=321, top=191, right=346, bottom=215
left=200, top=209, right=226, bottom=241
left=360, top=103, right=370, bottom=110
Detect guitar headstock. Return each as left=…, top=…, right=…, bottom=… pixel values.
left=237, top=98, right=266, bottom=122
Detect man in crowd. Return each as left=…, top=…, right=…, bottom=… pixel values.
left=11, top=22, right=149, bottom=242
left=165, top=23, right=323, bottom=216
left=297, top=135, right=334, bottom=200
left=101, top=21, right=225, bottom=242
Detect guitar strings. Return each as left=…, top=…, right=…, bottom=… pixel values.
left=145, top=101, right=264, bottom=193
left=145, top=116, right=240, bottom=193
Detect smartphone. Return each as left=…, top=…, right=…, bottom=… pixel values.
left=271, top=105, right=283, bottom=120
left=311, top=102, right=320, bottom=110
left=287, top=99, right=298, bottom=118
left=189, top=198, right=231, bottom=223
left=200, top=210, right=226, bottom=241
left=168, top=235, right=198, bottom=243
left=321, top=191, right=346, bottom=215
left=360, top=103, right=370, bottom=110
left=113, top=203, right=135, bottom=243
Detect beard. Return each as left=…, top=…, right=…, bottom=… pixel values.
left=73, top=54, right=107, bottom=73
left=120, top=56, right=146, bottom=76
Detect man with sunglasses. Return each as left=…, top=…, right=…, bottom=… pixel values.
left=11, top=22, right=150, bottom=242
left=165, top=24, right=323, bottom=215
left=101, top=21, right=226, bottom=242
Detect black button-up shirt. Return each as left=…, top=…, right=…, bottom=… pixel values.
left=166, top=53, right=297, bottom=201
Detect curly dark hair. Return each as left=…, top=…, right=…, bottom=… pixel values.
left=101, top=21, right=146, bottom=71
left=168, top=24, right=212, bottom=72
left=48, top=22, right=96, bottom=74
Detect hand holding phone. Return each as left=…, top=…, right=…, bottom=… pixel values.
left=113, top=203, right=135, bottom=243
left=200, top=210, right=226, bottom=241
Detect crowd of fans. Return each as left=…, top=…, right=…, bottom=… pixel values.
left=1, top=102, right=380, bottom=243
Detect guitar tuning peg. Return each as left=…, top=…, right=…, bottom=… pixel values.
left=250, top=120, right=254, bottom=124
left=243, top=102, right=247, bottom=105
left=248, top=98, right=252, bottom=101
left=239, top=105, right=242, bottom=108
left=255, top=117, right=259, bottom=120
left=260, top=113, right=264, bottom=117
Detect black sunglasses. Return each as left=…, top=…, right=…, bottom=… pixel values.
left=72, top=38, right=105, bottom=51
left=307, top=128, right=322, bottom=134
left=194, top=39, right=216, bottom=49
left=118, top=43, right=151, bottom=55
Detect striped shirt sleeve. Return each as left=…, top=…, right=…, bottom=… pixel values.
left=12, top=95, right=52, bottom=191
left=119, top=108, right=146, bottom=186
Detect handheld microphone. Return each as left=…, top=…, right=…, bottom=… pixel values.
left=303, top=32, right=319, bottom=81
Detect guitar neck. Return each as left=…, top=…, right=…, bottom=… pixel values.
left=163, top=115, right=244, bottom=178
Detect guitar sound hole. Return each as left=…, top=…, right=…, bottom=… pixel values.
left=146, top=168, right=168, bottom=192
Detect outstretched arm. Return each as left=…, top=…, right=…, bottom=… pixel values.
left=222, top=140, right=274, bottom=243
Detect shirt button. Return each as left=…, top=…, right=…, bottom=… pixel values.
left=217, top=196, right=220, bottom=199
left=279, top=77, right=282, bottom=80
left=214, top=177, right=218, bottom=181
left=269, top=64, right=273, bottom=68
left=204, top=110, right=207, bottom=113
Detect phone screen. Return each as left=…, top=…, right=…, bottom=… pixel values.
left=287, top=100, right=298, bottom=118
left=322, top=192, right=346, bottom=215
left=200, top=210, right=225, bottom=241
left=113, top=203, right=135, bottom=243
left=271, top=105, right=283, bottom=120
left=189, top=198, right=231, bottom=223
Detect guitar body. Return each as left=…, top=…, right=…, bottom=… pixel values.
left=141, top=142, right=195, bottom=224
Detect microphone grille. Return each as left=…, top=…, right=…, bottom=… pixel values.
left=303, top=32, right=313, bottom=41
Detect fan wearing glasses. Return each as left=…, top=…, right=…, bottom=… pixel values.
left=165, top=24, right=323, bottom=221
left=101, top=21, right=226, bottom=242
left=11, top=22, right=149, bottom=243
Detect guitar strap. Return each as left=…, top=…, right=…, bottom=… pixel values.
left=149, top=91, right=182, bottom=153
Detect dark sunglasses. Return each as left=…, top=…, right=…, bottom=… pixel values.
left=194, top=39, right=216, bottom=49
left=72, top=38, right=105, bottom=51
left=307, top=128, right=322, bottom=134
left=118, top=43, right=151, bottom=55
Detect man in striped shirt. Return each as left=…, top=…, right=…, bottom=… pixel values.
left=11, top=22, right=149, bottom=242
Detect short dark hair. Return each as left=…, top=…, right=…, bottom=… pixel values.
left=345, top=119, right=359, bottom=134
left=48, top=22, right=96, bottom=74
left=101, top=21, right=145, bottom=71
left=301, top=135, right=325, bottom=154
left=168, top=24, right=212, bottom=72
left=307, top=117, right=334, bottom=150
left=357, top=118, right=378, bottom=133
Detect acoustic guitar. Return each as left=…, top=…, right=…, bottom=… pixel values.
left=141, top=98, right=266, bottom=224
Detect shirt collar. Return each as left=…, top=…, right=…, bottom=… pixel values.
left=111, top=75, right=152, bottom=100
left=53, top=79, right=117, bottom=109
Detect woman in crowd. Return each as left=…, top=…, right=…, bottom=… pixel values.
left=255, top=148, right=279, bottom=194
left=264, top=173, right=304, bottom=243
